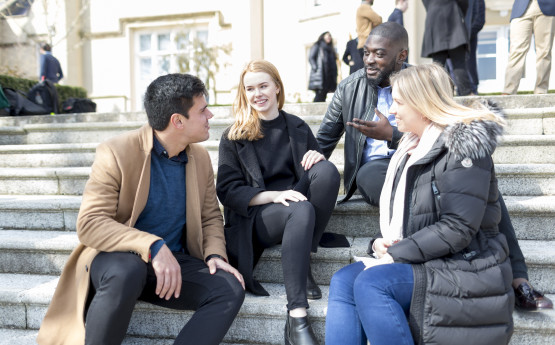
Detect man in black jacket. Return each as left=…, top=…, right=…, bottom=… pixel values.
left=316, top=22, right=553, bottom=311
left=317, top=22, right=406, bottom=205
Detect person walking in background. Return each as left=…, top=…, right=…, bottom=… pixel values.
left=342, top=37, right=365, bottom=75
left=217, top=60, right=340, bottom=345
left=308, top=32, right=338, bottom=102
left=503, top=0, right=555, bottom=94
left=421, top=0, right=473, bottom=96
left=388, top=0, right=408, bottom=26
left=356, top=0, right=382, bottom=49
left=325, top=63, right=514, bottom=345
left=39, top=43, right=63, bottom=83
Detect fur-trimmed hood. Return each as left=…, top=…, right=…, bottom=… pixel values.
left=444, top=107, right=505, bottom=161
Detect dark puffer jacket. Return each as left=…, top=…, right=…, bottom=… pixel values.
left=386, top=118, right=514, bottom=344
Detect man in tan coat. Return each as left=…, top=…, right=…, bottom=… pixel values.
left=356, top=0, right=383, bottom=49
left=37, top=74, right=245, bottom=345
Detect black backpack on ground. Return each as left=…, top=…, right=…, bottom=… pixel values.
left=27, top=80, right=60, bottom=114
left=62, top=98, right=96, bottom=113
left=3, top=88, right=49, bottom=116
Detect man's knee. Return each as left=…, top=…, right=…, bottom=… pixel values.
left=92, top=252, right=147, bottom=296
left=211, top=271, right=245, bottom=310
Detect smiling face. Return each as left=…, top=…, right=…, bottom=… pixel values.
left=243, top=71, right=280, bottom=120
left=390, top=86, right=429, bottom=137
left=363, top=35, right=405, bottom=87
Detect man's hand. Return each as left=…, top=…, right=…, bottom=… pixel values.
left=301, top=150, right=325, bottom=170
left=152, top=244, right=182, bottom=300
left=207, top=257, right=246, bottom=290
left=346, top=108, right=393, bottom=141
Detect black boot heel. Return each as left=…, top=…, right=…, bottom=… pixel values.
left=284, top=312, right=320, bottom=345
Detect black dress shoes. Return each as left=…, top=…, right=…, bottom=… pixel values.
left=284, top=312, right=320, bottom=345
left=514, top=282, right=553, bottom=310
left=306, top=265, right=322, bottom=300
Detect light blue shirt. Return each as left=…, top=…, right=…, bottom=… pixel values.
left=361, top=85, right=397, bottom=165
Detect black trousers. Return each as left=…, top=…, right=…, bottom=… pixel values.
left=356, top=159, right=528, bottom=281
left=85, top=251, right=245, bottom=345
left=254, top=160, right=339, bottom=310
left=430, top=44, right=473, bottom=96
left=313, top=89, right=329, bottom=102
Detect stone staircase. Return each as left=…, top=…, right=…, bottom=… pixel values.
left=0, top=94, right=554, bottom=344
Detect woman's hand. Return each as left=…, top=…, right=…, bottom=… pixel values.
left=249, top=190, right=307, bottom=206
left=301, top=150, right=325, bottom=170
left=373, top=238, right=395, bottom=258
left=363, top=253, right=394, bottom=270
left=272, top=190, right=307, bottom=206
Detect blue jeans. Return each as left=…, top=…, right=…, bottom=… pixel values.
left=325, top=262, right=414, bottom=345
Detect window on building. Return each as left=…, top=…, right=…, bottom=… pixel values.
left=477, top=31, right=498, bottom=81
left=133, top=27, right=208, bottom=109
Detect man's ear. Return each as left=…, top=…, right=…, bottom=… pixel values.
left=398, top=49, right=408, bottom=64
left=170, top=113, right=184, bottom=128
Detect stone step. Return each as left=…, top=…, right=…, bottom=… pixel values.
left=0, top=194, right=553, bottom=241
left=0, top=133, right=554, bottom=172
left=1, top=105, right=553, bottom=145
left=0, top=329, right=261, bottom=345
left=0, top=229, right=353, bottom=285
left=1, top=227, right=554, bottom=295
left=0, top=163, right=553, bottom=197
left=328, top=195, right=555, bottom=242
left=0, top=273, right=553, bottom=345
left=0, top=273, right=326, bottom=345
left=0, top=143, right=97, bottom=168
left=0, top=103, right=331, bottom=127
left=0, top=167, right=90, bottom=195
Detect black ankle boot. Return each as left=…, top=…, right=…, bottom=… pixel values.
left=307, top=265, right=322, bottom=300
left=284, top=312, right=320, bottom=345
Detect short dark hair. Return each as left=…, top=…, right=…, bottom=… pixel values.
left=368, top=22, right=408, bottom=50
left=41, top=43, right=51, bottom=52
left=143, top=73, right=207, bottom=131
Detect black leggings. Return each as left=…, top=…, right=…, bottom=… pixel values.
left=85, top=251, right=245, bottom=345
left=254, top=160, right=339, bottom=310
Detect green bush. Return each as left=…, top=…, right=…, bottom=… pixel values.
left=0, top=74, right=88, bottom=111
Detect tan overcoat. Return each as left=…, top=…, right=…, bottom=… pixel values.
left=356, top=3, right=383, bottom=48
left=37, top=124, right=227, bottom=344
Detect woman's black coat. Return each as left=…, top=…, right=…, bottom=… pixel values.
left=421, top=0, right=469, bottom=57
left=216, top=111, right=322, bottom=296
left=308, top=41, right=338, bottom=92
left=386, top=118, right=514, bottom=344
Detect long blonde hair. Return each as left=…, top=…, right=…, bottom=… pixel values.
left=390, top=63, right=505, bottom=127
left=227, top=60, right=285, bottom=141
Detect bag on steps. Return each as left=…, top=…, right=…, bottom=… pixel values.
left=27, top=80, right=60, bottom=114
left=3, top=88, right=49, bottom=116
left=62, top=98, right=97, bottom=113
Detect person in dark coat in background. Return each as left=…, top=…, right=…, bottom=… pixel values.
left=325, top=63, right=514, bottom=345
left=388, top=0, right=408, bottom=26
left=39, top=43, right=63, bottom=83
left=217, top=60, right=340, bottom=345
left=421, top=0, right=473, bottom=96
left=467, top=0, right=485, bottom=94
left=342, top=38, right=365, bottom=75
left=308, top=32, right=338, bottom=102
